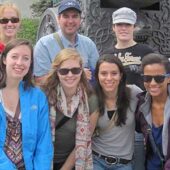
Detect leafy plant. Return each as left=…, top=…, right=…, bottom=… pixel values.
left=30, top=0, right=52, bottom=17
left=17, top=18, right=39, bottom=45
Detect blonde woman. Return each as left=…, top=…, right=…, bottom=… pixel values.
left=43, top=48, right=99, bottom=170
left=0, top=2, right=21, bottom=52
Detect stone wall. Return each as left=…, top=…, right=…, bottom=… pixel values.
left=80, top=0, right=170, bottom=57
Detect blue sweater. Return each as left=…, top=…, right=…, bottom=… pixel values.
left=0, top=81, right=53, bottom=170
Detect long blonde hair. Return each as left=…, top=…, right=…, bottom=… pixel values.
left=0, top=2, right=21, bottom=18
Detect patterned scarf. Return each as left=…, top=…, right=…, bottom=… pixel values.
left=50, top=84, right=93, bottom=170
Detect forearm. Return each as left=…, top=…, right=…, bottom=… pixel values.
left=34, top=75, right=48, bottom=86
left=60, top=149, right=75, bottom=170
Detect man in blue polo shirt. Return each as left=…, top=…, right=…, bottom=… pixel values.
left=33, top=0, right=99, bottom=85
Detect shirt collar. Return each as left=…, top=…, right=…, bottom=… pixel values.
left=58, top=29, right=78, bottom=48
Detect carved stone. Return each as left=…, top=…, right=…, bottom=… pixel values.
left=37, top=0, right=170, bottom=57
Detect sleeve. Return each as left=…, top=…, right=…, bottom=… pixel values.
left=0, top=105, right=16, bottom=170
left=33, top=38, right=52, bottom=77
left=135, top=100, right=143, bottom=133
left=164, top=159, right=170, bottom=170
left=88, top=40, right=99, bottom=71
left=144, top=44, right=155, bottom=54
left=33, top=94, right=53, bottom=170
left=88, top=94, right=99, bottom=114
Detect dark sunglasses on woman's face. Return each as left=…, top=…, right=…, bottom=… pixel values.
left=57, top=67, right=82, bottom=75
left=0, top=17, right=20, bottom=24
left=141, top=74, right=170, bottom=83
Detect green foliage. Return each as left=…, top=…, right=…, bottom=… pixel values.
left=30, top=0, right=52, bottom=17
left=17, top=18, right=39, bottom=45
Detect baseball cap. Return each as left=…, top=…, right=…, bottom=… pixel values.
left=58, top=0, right=81, bottom=15
left=112, top=7, right=137, bottom=25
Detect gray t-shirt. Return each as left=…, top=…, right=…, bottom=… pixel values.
left=92, top=85, right=142, bottom=160
left=54, top=94, right=98, bottom=163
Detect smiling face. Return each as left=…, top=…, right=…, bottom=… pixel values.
left=0, top=7, right=20, bottom=42
left=57, top=9, right=81, bottom=38
left=113, top=23, right=135, bottom=43
left=3, top=45, right=31, bottom=81
left=57, top=58, right=82, bottom=94
left=143, top=63, right=170, bottom=98
left=98, top=61, right=122, bottom=96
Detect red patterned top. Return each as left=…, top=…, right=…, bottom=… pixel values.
left=4, top=113, right=25, bottom=169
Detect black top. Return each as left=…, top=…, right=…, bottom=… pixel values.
left=110, top=43, right=154, bottom=90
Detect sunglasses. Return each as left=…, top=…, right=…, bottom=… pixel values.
left=0, top=17, right=20, bottom=24
left=57, top=67, right=82, bottom=75
left=141, top=74, right=170, bottom=83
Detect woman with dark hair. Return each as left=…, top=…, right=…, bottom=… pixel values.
left=0, top=39, right=53, bottom=170
left=135, top=53, right=170, bottom=170
left=92, top=54, right=142, bottom=170
left=43, top=48, right=99, bottom=170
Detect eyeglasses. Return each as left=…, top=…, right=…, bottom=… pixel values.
left=0, top=17, right=20, bottom=24
left=57, top=67, right=82, bottom=75
left=141, top=74, right=170, bottom=83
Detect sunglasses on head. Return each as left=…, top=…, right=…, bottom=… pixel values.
left=0, top=17, right=20, bottom=24
left=141, top=74, right=170, bottom=83
left=57, top=67, right=82, bottom=75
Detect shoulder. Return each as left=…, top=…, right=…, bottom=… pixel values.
left=135, top=43, right=154, bottom=53
left=35, top=33, right=55, bottom=47
left=20, top=83, right=47, bottom=101
left=77, top=33, right=95, bottom=44
left=88, top=93, right=98, bottom=113
left=127, top=84, right=143, bottom=98
left=88, top=93, right=98, bottom=102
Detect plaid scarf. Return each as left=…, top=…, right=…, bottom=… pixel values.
left=50, top=84, right=93, bottom=170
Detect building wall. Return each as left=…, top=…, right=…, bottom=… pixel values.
left=0, top=0, right=38, bottom=18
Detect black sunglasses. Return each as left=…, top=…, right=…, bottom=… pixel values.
left=0, top=17, right=20, bottom=24
left=141, top=74, right=170, bottom=83
left=57, top=67, right=82, bottom=75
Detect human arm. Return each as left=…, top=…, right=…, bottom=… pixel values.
left=84, top=68, right=92, bottom=81
left=88, top=40, right=99, bottom=71
left=165, top=159, right=170, bottom=170
left=33, top=37, right=52, bottom=79
left=34, top=74, right=48, bottom=86
left=0, top=105, right=16, bottom=170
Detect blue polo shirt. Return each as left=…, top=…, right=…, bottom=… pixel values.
left=33, top=30, right=99, bottom=77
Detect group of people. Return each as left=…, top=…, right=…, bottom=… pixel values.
left=0, top=0, right=170, bottom=170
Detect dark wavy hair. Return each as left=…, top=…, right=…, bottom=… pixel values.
left=0, top=38, right=34, bottom=89
left=95, top=54, right=130, bottom=126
